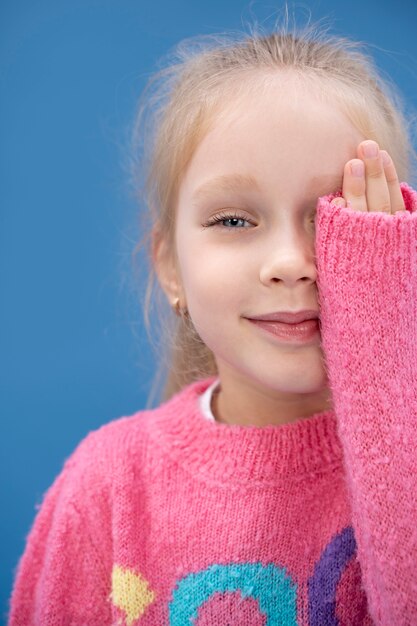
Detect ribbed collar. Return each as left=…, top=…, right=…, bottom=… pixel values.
left=148, top=376, right=344, bottom=487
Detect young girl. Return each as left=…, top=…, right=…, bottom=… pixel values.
left=8, top=17, right=417, bottom=626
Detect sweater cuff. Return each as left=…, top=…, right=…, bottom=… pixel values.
left=315, top=182, right=417, bottom=288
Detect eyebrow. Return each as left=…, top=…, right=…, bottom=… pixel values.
left=191, top=174, right=261, bottom=206
left=191, top=172, right=343, bottom=205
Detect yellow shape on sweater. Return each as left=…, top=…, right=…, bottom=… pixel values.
left=111, top=564, right=156, bottom=626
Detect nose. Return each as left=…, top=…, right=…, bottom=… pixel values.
left=258, top=228, right=317, bottom=287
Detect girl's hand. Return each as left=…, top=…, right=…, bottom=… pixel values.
left=331, top=140, right=406, bottom=214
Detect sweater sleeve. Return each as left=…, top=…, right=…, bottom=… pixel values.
left=8, top=432, right=113, bottom=626
left=315, top=182, right=417, bottom=626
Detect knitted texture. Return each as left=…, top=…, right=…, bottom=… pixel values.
left=8, top=183, right=417, bottom=625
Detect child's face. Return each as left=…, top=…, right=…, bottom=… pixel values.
left=169, top=79, right=364, bottom=421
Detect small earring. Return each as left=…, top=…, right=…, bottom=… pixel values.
left=173, top=297, right=181, bottom=317
left=172, top=297, right=189, bottom=317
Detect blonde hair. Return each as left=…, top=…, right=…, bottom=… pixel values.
left=126, top=10, right=417, bottom=409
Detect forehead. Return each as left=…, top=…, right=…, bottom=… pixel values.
left=206, top=76, right=359, bottom=146
left=180, top=80, right=363, bottom=197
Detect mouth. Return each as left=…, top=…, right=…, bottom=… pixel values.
left=246, top=310, right=319, bottom=325
left=247, top=317, right=321, bottom=344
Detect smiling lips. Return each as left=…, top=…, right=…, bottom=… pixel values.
left=247, top=310, right=319, bottom=324
left=244, top=309, right=321, bottom=343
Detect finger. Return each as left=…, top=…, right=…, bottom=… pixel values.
left=331, top=197, right=347, bottom=208
left=358, top=140, right=391, bottom=213
left=380, top=151, right=406, bottom=214
left=342, top=159, right=367, bottom=212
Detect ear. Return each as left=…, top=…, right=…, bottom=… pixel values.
left=151, top=226, right=183, bottom=304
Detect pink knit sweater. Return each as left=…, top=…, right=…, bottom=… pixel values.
left=8, top=183, right=417, bottom=625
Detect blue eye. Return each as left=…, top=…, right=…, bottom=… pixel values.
left=203, top=211, right=254, bottom=230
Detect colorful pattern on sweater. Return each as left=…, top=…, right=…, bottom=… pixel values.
left=110, top=525, right=372, bottom=625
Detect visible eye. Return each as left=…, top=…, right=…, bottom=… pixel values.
left=202, top=210, right=255, bottom=230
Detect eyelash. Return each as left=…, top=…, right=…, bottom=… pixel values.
left=202, top=209, right=317, bottom=230
left=202, top=211, right=255, bottom=230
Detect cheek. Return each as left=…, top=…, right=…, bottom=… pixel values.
left=187, top=266, right=236, bottom=308
left=176, top=229, right=257, bottom=322
left=178, top=238, right=239, bottom=296
left=181, top=254, right=245, bottom=329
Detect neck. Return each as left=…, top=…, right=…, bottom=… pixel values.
left=211, top=384, right=334, bottom=427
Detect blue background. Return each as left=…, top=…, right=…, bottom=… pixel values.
left=1, top=0, right=416, bottom=622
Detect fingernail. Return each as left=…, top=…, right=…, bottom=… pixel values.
left=381, top=151, right=391, bottom=166
left=363, top=141, right=379, bottom=158
left=351, top=161, right=365, bottom=177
